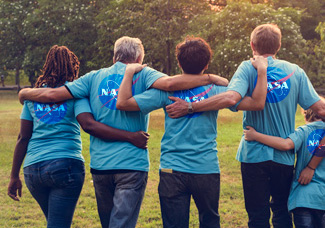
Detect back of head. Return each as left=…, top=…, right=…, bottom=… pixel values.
left=250, top=24, right=281, bottom=55
left=176, top=36, right=212, bottom=74
left=304, top=97, right=325, bottom=122
left=114, top=36, right=144, bottom=63
left=35, top=45, right=80, bottom=88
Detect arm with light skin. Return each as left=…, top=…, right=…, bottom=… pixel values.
left=8, top=120, right=33, bottom=201
left=165, top=56, right=268, bottom=118
left=151, top=73, right=228, bottom=91
left=244, top=126, right=295, bottom=151
left=76, top=112, right=149, bottom=148
left=116, top=64, right=146, bottom=111
left=298, top=136, right=325, bottom=185
left=19, top=86, right=72, bottom=104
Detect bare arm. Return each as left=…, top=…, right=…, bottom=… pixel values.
left=77, top=112, right=149, bottom=149
left=309, top=99, right=325, bottom=118
left=298, top=136, right=325, bottom=185
left=236, top=56, right=268, bottom=111
left=8, top=120, right=33, bottom=201
left=116, top=64, right=146, bottom=111
left=151, top=73, right=228, bottom=91
left=244, top=126, right=295, bottom=151
left=19, top=86, right=72, bottom=104
left=165, top=56, right=268, bottom=118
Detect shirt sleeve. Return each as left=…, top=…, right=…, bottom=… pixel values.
left=134, top=88, right=170, bottom=115
left=141, top=67, right=167, bottom=89
left=65, top=72, right=94, bottom=99
left=20, top=101, right=33, bottom=121
left=74, top=98, right=92, bottom=117
left=227, top=61, right=251, bottom=98
left=288, top=126, right=305, bottom=153
left=297, top=67, right=320, bottom=109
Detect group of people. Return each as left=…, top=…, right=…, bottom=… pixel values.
left=7, top=23, right=325, bottom=228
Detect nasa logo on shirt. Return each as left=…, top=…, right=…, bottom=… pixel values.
left=33, top=101, right=67, bottom=124
left=307, top=129, right=325, bottom=157
left=98, top=74, right=138, bottom=110
left=265, top=67, right=293, bottom=103
left=173, top=85, right=213, bottom=118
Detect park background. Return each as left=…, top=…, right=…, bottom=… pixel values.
left=0, top=0, right=324, bottom=227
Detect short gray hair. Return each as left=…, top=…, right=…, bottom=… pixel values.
left=114, top=36, right=144, bottom=63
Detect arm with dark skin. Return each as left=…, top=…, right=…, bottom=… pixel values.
left=8, top=120, right=33, bottom=201
left=165, top=56, right=268, bottom=118
left=76, top=113, right=149, bottom=148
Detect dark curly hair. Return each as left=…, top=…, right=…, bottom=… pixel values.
left=35, top=45, right=80, bottom=88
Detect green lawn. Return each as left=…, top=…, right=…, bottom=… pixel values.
left=0, top=91, right=305, bottom=227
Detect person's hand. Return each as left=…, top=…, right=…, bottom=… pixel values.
left=18, top=88, right=31, bottom=105
left=298, top=166, right=315, bottom=185
left=208, top=74, right=229, bottom=87
left=130, top=131, right=150, bottom=149
left=250, top=55, right=268, bottom=71
left=166, top=97, right=189, bottom=119
left=8, top=177, right=22, bottom=201
left=243, top=126, right=257, bottom=141
left=125, top=63, right=147, bottom=75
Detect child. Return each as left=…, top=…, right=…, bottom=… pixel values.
left=244, top=107, right=325, bottom=228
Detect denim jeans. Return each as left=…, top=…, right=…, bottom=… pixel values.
left=293, top=207, right=325, bottom=228
left=241, top=161, right=294, bottom=228
left=92, top=171, right=148, bottom=228
left=158, top=171, right=220, bottom=228
left=24, top=158, right=85, bottom=228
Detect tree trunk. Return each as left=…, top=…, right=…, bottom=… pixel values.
left=15, top=66, right=20, bottom=91
left=166, top=39, right=171, bottom=76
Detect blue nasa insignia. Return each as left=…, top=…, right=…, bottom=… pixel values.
left=307, top=129, right=325, bottom=157
left=33, top=101, right=67, bottom=124
left=266, top=67, right=293, bottom=103
left=173, top=85, right=213, bottom=118
left=97, top=74, right=137, bottom=110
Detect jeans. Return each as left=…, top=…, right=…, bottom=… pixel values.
left=24, top=158, right=85, bottom=228
left=241, top=161, right=294, bottom=228
left=293, top=207, right=325, bottom=228
left=158, top=171, right=220, bottom=228
left=92, top=171, right=148, bottom=228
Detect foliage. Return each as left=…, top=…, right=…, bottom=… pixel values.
left=188, top=2, right=305, bottom=79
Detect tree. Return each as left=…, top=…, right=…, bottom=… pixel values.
left=188, top=2, right=305, bottom=79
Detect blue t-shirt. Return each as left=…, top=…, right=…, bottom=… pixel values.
left=134, top=84, right=227, bottom=174
left=228, top=56, right=320, bottom=165
left=20, top=98, right=88, bottom=167
left=287, top=121, right=325, bottom=211
left=65, top=62, right=166, bottom=171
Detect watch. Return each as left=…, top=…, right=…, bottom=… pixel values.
left=188, top=102, right=194, bottom=114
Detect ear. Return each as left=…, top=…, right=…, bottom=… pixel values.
left=136, top=55, right=143, bottom=64
left=113, top=56, right=116, bottom=64
left=250, top=41, right=258, bottom=56
left=204, top=64, right=209, bottom=71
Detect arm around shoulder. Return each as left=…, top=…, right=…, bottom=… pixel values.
left=19, top=86, right=72, bottom=104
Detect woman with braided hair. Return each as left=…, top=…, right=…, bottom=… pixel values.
left=7, top=45, right=149, bottom=227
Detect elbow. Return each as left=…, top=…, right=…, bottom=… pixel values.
left=116, top=100, right=128, bottom=111
left=79, top=119, right=95, bottom=135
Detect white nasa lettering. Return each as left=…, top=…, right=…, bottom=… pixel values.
left=309, top=140, right=319, bottom=146
left=185, top=97, right=190, bottom=102
left=37, top=104, right=44, bottom=111
left=281, top=82, right=288, bottom=89
left=111, top=89, right=117, bottom=96
left=57, top=104, right=66, bottom=111
left=101, top=89, right=109, bottom=96
left=267, top=82, right=273, bottom=89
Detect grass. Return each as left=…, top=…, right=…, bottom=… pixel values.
left=0, top=90, right=305, bottom=227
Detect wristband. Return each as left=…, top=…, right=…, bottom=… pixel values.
left=307, top=165, right=315, bottom=171
left=188, top=102, right=194, bottom=114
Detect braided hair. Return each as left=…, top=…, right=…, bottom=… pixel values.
left=35, top=45, right=80, bottom=88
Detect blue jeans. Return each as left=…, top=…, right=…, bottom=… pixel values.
left=92, top=171, right=148, bottom=228
left=241, top=161, right=293, bottom=228
left=24, top=158, right=85, bottom=228
left=158, top=171, right=220, bottom=228
left=293, top=207, right=325, bottom=228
